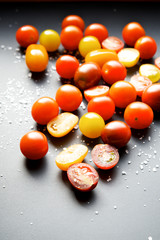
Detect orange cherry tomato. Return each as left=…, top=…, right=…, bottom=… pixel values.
left=109, top=81, right=137, bottom=108
left=20, top=131, right=48, bottom=160
left=61, top=15, right=85, bottom=31
left=25, top=44, right=49, bottom=72
left=124, top=102, right=154, bottom=129
left=155, top=57, right=160, bottom=69
left=56, top=55, right=79, bottom=79
left=134, top=36, right=157, bottom=59
left=60, top=25, right=83, bottom=50
left=84, top=23, right=108, bottom=43
left=142, top=83, right=160, bottom=111
left=102, top=36, right=124, bottom=53
left=101, top=60, right=127, bottom=85
left=122, top=22, right=145, bottom=47
left=16, top=25, right=39, bottom=48
left=130, top=74, right=152, bottom=97
left=84, top=85, right=109, bottom=102
left=55, top=84, right=82, bottom=111
left=31, top=97, right=59, bottom=125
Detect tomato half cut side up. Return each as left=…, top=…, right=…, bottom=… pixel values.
left=102, top=36, right=124, bottom=53
left=84, top=85, right=109, bottom=102
left=67, top=163, right=99, bottom=192
left=130, top=74, right=152, bottom=97
left=91, top=144, right=119, bottom=170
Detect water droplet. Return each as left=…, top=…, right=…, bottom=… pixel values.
left=107, top=176, right=112, bottom=182
left=0, top=174, right=3, bottom=177
left=144, top=204, right=146, bottom=207
left=30, top=222, right=33, bottom=225
left=139, top=165, right=144, bottom=170
left=125, top=149, right=129, bottom=154
left=156, top=165, right=159, bottom=168
left=114, top=205, right=117, bottom=209
left=148, top=236, right=152, bottom=240
left=153, top=167, right=157, bottom=172
left=148, top=136, right=151, bottom=142
left=144, top=188, right=147, bottom=191
left=2, top=185, right=5, bottom=188
left=122, top=171, right=127, bottom=175
left=128, top=160, right=132, bottom=164
left=95, top=211, right=99, bottom=215
left=74, top=125, right=79, bottom=130
left=20, top=211, right=23, bottom=215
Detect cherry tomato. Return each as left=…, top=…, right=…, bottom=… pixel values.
left=67, top=163, right=99, bottom=192
left=118, top=48, right=140, bottom=68
left=61, top=15, right=85, bottom=31
left=122, top=22, right=145, bottom=47
left=142, top=83, right=160, bottom=111
left=101, top=60, right=127, bottom=85
left=25, top=44, right=49, bottom=72
left=124, top=102, right=154, bottom=129
left=39, top=29, right=60, bottom=52
left=56, top=55, right=79, bottom=79
left=74, top=62, right=101, bottom=90
left=87, top=96, right=115, bottom=121
left=79, top=112, right=105, bottom=138
left=130, top=74, right=152, bottom=97
left=84, top=85, right=109, bottom=102
left=60, top=25, right=83, bottom=51
left=84, top=23, right=108, bottom=43
left=55, top=84, right=82, bottom=111
left=102, top=36, right=124, bottom=53
left=139, top=64, right=160, bottom=83
left=20, top=131, right=48, bottom=160
left=91, top=144, right=119, bottom=170
left=109, top=81, right=137, bottom=108
left=134, top=36, right=157, bottom=59
left=78, top=36, right=101, bottom=57
left=101, top=121, right=131, bottom=148
left=155, top=57, right=160, bottom=69
left=16, top=25, right=39, bottom=48
left=31, top=97, right=59, bottom=125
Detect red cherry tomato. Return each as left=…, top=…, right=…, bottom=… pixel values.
left=31, top=97, right=59, bottom=125
left=60, top=25, right=83, bottom=51
left=87, top=96, right=115, bottom=121
left=101, top=60, right=127, bottom=85
left=67, top=163, right=99, bottom=192
left=20, top=131, right=48, bottom=160
left=84, top=85, right=109, bottom=102
left=122, top=22, right=145, bottom=47
left=16, top=25, right=39, bottom=48
left=109, top=81, right=137, bottom=108
left=155, top=57, right=160, bottom=69
left=61, top=15, right=85, bottom=31
left=130, top=74, right=152, bottom=97
left=134, top=36, right=157, bottom=59
left=55, top=84, right=82, bottom=111
left=102, top=36, right=124, bottom=53
left=101, top=121, right=131, bottom=148
left=84, top=23, right=108, bottom=43
left=91, top=144, right=119, bottom=170
left=56, top=55, right=79, bottom=79
left=142, top=83, right=160, bottom=111
left=124, top=102, right=154, bottom=129
left=74, top=62, right=101, bottom=90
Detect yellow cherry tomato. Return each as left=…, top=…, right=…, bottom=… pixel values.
left=47, top=112, right=78, bottom=137
left=79, top=112, right=105, bottom=138
left=139, top=64, right=160, bottom=83
left=85, top=49, right=118, bottom=68
left=55, top=144, right=88, bottom=171
left=78, top=36, right=101, bottom=57
left=118, top=48, right=140, bottom=68
left=39, top=29, right=60, bottom=52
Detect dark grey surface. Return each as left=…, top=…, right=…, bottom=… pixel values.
left=0, top=2, right=160, bottom=240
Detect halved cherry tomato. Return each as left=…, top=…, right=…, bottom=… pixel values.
left=16, top=25, right=39, bottom=48
left=20, top=131, right=48, bottom=160
left=61, top=15, right=85, bottom=31
left=78, top=36, right=101, bottom=57
left=56, top=55, right=79, bottom=79
left=39, top=29, right=60, bottom=52
left=84, top=85, right=109, bottom=102
left=101, top=121, right=131, bottom=148
left=118, top=48, right=140, bottom=68
left=124, top=102, right=154, bottom=129
left=155, top=57, right=160, bottom=69
left=31, top=97, right=59, bottom=125
left=139, top=64, right=160, bottom=83
left=130, top=74, right=152, bottom=97
left=55, top=144, right=88, bottom=171
left=134, top=36, right=157, bottom=59
left=91, top=144, right=119, bottom=170
left=85, top=23, right=108, bottom=43
left=87, top=96, right=115, bottom=121
left=142, top=83, right=160, bottom=111
left=102, top=36, right=124, bottom=53
left=67, top=163, right=99, bottom=192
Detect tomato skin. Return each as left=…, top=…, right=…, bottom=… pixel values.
left=39, top=29, right=60, bottom=52
left=85, top=23, right=108, bottom=43
left=56, top=55, right=79, bottom=79
left=87, top=96, right=115, bottom=121
left=101, top=121, right=131, bottom=148
left=60, top=25, right=83, bottom=51
left=124, top=102, right=154, bottom=129
left=31, top=97, right=59, bottom=125
left=142, top=83, right=160, bottom=111
left=84, top=85, right=109, bottom=102
left=155, top=57, right=160, bottom=69
left=122, top=22, right=145, bottom=47
left=74, top=62, right=101, bottom=90
left=16, top=25, right=39, bottom=48
left=102, top=36, right=124, bottom=53
left=78, top=36, right=101, bottom=57
left=55, top=84, right=82, bottom=112
left=20, top=131, right=48, bottom=160
left=130, top=74, right=152, bottom=97
left=67, top=163, right=99, bottom=192
left=109, top=81, right=137, bottom=108
left=134, top=36, right=157, bottom=59
left=61, top=15, right=85, bottom=31
left=101, top=60, right=127, bottom=85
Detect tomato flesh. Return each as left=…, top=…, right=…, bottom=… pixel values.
left=130, top=74, right=152, bottom=97
left=84, top=85, right=109, bottom=102
left=102, top=36, right=124, bottom=53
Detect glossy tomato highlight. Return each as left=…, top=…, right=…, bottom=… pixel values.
left=85, top=23, right=108, bottom=43
left=134, top=36, right=157, bottom=59
left=61, top=15, right=85, bottom=31
left=16, top=25, right=39, bottom=48
left=142, top=83, right=160, bottom=111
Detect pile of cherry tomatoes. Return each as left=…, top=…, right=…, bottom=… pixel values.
left=18, top=15, right=160, bottom=192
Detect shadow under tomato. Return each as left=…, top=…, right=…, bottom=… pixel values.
left=30, top=70, right=48, bottom=82
left=24, top=156, right=47, bottom=176
left=96, top=166, right=118, bottom=183
left=131, top=127, right=151, bottom=139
